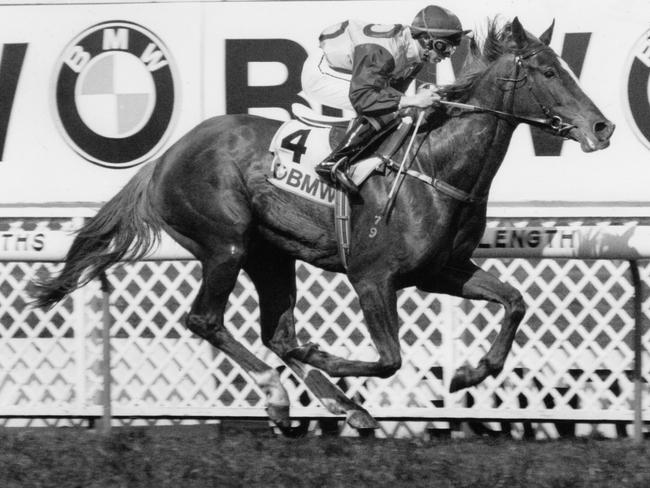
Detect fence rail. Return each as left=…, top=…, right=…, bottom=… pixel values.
left=4, top=223, right=650, bottom=262
left=0, top=215, right=648, bottom=440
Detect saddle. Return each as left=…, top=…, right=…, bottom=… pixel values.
left=268, top=105, right=386, bottom=268
left=268, top=107, right=384, bottom=207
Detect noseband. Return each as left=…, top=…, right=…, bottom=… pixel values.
left=442, top=46, right=576, bottom=137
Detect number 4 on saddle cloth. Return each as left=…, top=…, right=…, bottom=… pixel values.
left=268, top=118, right=383, bottom=208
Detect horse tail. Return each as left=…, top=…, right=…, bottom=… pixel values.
left=32, top=161, right=164, bottom=309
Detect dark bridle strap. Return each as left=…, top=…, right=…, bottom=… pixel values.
left=515, top=46, right=551, bottom=60
left=385, top=160, right=487, bottom=204
left=440, top=100, right=562, bottom=131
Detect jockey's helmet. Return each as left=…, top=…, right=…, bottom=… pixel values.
left=411, top=5, right=471, bottom=52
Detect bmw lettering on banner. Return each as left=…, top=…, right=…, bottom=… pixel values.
left=53, top=21, right=177, bottom=168
left=624, top=28, right=650, bottom=150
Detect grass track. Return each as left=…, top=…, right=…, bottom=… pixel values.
left=1, top=425, right=649, bottom=487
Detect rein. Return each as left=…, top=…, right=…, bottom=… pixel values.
left=384, top=160, right=487, bottom=204
left=441, top=47, right=576, bottom=137
left=440, top=99, right=570, bottom=135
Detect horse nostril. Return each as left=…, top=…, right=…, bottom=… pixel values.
left=594, top=120, right=614, bottom=138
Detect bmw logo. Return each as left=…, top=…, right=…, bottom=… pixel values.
left=624, top=29, right=650, bottom=150
left=53, top=21, right=177, bottom=168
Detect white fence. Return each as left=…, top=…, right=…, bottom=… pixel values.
left=0, top=214, right=648, bottom=439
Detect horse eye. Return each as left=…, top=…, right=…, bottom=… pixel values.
left=544, top=69, right=556, bottom=78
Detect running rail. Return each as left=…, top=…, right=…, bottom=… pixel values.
left=2, top=224, right=650, bottom=261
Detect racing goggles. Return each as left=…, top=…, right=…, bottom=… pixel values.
left=429, top=37, right=457, bottom=57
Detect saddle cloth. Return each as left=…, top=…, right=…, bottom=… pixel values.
left=268, top=119, right=382, bottom=207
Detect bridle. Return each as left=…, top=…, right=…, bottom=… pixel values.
left=385, top=46, right=577, bottom=207
left=441, top=46, right=576, bottom=137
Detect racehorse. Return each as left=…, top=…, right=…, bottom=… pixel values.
left=32, top=18, right=614, bottom=436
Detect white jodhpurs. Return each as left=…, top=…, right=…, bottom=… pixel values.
left=301, top=52, right=355, bottom=112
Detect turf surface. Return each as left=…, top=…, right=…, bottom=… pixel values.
left=1, top=426, right=649, bottom=487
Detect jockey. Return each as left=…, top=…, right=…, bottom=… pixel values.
left=301, top=5, right=470, bottom=194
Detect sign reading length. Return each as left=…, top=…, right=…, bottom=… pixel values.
left=479, top=228, right=576, bottom=250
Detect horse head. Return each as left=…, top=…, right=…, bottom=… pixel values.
left=499, top=17, right=614, bottom=152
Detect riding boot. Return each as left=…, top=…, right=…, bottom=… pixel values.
left=378, top=116, right=415, bottom=165
left=315, top=117, right=377, bottom=194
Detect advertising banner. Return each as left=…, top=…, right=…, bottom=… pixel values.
left=0, top=0, right=647, bottom=211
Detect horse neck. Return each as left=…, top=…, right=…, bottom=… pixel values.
left=420, top=63, right=517, bottom=199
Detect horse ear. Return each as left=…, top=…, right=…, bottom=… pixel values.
left=539, top=19, right=555, bottom=46
left=469, top=36, right=480, bottom=57
left=508, top=17, right=529, bottom=50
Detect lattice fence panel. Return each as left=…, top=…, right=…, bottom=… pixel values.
left=0, top=218, right=103, bottom=426
left=0, top=217, right=649, bottom=436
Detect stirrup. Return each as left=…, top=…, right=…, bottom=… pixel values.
left=316, top=158, right=360, bottom=195
left=332, top=159, right=360, bottom=195
left=315, top=160, right=338, bottom=183
left=334, top=170, right=360, bottom=195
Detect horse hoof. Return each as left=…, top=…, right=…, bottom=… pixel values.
left=346, top=409, right=379, bottom=430
left=450, top=360, right=494, bottom=392
left=266, top=404, right=291, bottom=427
left=266, top=404, right=310, bottom=438
left=450, top=365, right=472, bottom=392
left=449, top=376, right=464, bottom=393
left=278, top=420, right=310, bottom=439
left=357, top=428, right=376, bottom=438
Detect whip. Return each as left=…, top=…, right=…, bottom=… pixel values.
left=382, top=110, right=426, bottom=219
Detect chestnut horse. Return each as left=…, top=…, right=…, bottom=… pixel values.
left=33, top=18, right=614, bottom=435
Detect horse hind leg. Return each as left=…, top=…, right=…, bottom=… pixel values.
left=285, top=275, right=404, bottom=379
left=244, top=248, right=378, bottom=430
left=183, top=245, right=301, bottom=436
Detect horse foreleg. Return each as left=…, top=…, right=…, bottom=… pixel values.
left=245, top=249, right=378, bottom=430
left=419, top=262, right=526, bottom=392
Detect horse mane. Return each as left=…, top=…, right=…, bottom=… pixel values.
left=437, top=18, right=512, bottom=103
